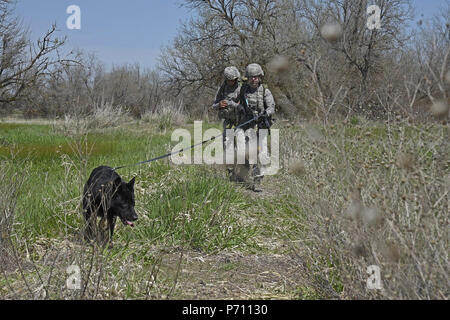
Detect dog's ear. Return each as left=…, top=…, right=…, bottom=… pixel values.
left=114, top=176, right=122, bottom=186
left=127, top=177, right=135, bottom=190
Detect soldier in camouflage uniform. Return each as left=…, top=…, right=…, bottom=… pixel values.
left=211, top=66, right=242, bottom=173
left=234, top=63, right=275, bottom=191
left=211, top=66, right=242, bottom=132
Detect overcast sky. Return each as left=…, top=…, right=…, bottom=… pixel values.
left=14, top=0, right=447, bottom=70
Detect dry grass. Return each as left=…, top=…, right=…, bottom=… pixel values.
left=280, top=119, right=449, bottom=299
left=54, top=100, right=132, bottom=136
left=1, top=115, right=447, bottom=300
left=0, top=134, right=178, bottom=300
left=0, top=157, right=28, bottom=274
left=140, top=100, right=187, bottom=133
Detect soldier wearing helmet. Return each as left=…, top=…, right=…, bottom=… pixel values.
left=211, top=66, right=242, bottom=130
left=240, top=63, right=275, bottom=125
left=233, top=63, right=276, bottom=191
left=211, top=66, right=243, bottom=173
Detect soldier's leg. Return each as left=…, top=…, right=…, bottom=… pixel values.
left=243, top=133, right=257, bottom=190
left=247, top=129, right=264, bottom=191
left=223, top=121, right=237, bottom=181
left=234, top=163, right=249, bottom=183
left=255, top=129, right=265, bottom=184
left=229, top=130, right=246, bottom=184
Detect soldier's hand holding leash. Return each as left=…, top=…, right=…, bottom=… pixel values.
left=219, top=100, right=228, bottom=108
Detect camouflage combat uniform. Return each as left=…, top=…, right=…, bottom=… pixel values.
left=212, top=83, right=242, bottom=130
left=233, top=63, right=275, bottom=191
left=211, top=66, right=242, bottom=168
left=239, top=83, right=275, bottom=129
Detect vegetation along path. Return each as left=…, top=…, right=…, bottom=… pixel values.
left=0, top=118, right=448, bottom=299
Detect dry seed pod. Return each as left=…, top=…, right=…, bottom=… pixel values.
left=289, top=160, right=306, bottom=176
left=321, top=22, right=343, bottom=42
left=380, top=241, right=401, bottom=263
left=362, top=207, right=382, bottom=226
left=268, top=55, right=289, bottom=74
left=430, top=100, right=449, bottom=118
left=305, top=125, right=324, bottom=142
left=396, top=152, right=415, bottom=170
left=346, top=199, right=363, bottom=220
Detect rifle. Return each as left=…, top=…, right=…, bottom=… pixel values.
left=257, top=112, right=274, bottom=130
left=240, top=100, right=274, bottom=132
left=239, top=83, right=275, bottom=131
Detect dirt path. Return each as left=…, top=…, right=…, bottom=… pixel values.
left=163, top=250, right=308, bottom=299
left=163, top=175, right=315, bottom=299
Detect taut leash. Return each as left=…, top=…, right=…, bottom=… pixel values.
left=113, top=114, right=263, bottom=171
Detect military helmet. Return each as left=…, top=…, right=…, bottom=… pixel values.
left=224, top=66, right=240, bottom=80
left=245, top=63, right=264, bottom=77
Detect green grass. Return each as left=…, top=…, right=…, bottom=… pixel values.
left=0, top=122, right=257, bottom=252
left=0, top=120, right=273, bottom=299
left=0, top=125, right=173, bottom=239
left=134, top=167, right=255, bottom=252
left=4, top=118, right=445, bottom=299
left=248, top=194, right=306, bottom=249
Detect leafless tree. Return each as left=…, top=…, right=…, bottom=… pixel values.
left=159, top=0, right=416, bottom=119
left=415, top=2, right=449, bottom=104
left=295, top=0, right=413, bottom=115
left=0, top=0, right=68, bottom=109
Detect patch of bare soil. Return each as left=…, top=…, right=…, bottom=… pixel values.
left=164, top=250, right=307, bottom=299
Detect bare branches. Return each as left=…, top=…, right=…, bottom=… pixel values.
left=0, top=2, right=67, bottom=105
left=161, top=0, right=422, bottom=119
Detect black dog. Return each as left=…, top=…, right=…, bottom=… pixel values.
left=82, top=166, right=138, bottom=246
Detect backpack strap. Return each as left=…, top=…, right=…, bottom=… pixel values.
left=239, top=83, right=249, bottom=111
left=219, top=82, right=226, bottom=99
left=258, top=84, right=268, bottom=113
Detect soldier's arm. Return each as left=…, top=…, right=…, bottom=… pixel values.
left=211, top=86, right=224, bottom=110
left=233, top=85, right=245, bottom=108
left=219, top=86, right=240, bottom=112
left=226, top=99, right=240, bottom=111
left=263, top=88, right=275, bottom=116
